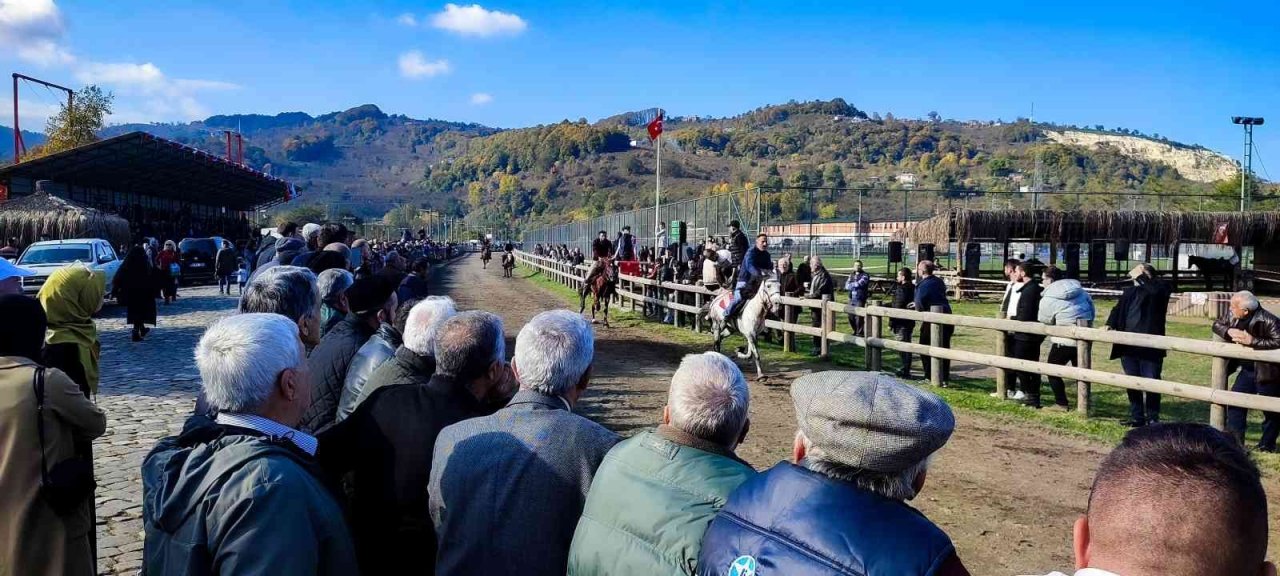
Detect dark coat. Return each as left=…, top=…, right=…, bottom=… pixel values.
left=398, top=273, right=430, bottom=304
left=728, top=230, right=749, bottom=265
left=591, top=238, right=613, bottom=259
left=698, top=463, right=967, bottom=576
left=1010, top=281, right=1045, bottom=343
left=215, top=247, right=237, bottom=277
left=429, top=390, right=620, bottom=576
left=778, top=270, right=801, bottom=296
left=807, top=266, right=835, bottom=299
left=1106, top=278, right=1172, bottom=360
left=1213, top=307, right=1280, bottom=386
left=319, top=373, right=496, bottom=576
left=298, top=315, right=376, bottom=434
left=141, top=415, right=357, bottom=576
left=890, top=281, right=916, bottom=332
left=914, top=275, right=952, bottom=314
left=114, top=247, right=158, bottom=326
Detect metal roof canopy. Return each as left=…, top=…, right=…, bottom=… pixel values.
left=0, top=131, right=291, bottom=211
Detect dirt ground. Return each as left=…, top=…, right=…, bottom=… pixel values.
left=437, top=254, right=1280, bottom=575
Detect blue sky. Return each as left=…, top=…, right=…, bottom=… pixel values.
left=1, top=0, right=1278, bottom=176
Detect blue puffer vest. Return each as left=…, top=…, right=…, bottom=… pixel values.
left=698, top=462, right=955, bottom=576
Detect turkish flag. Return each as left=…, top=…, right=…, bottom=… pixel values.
left=647, top=111, right=664, bottom=141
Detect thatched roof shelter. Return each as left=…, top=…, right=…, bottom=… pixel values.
left=902, top=209, right=1280, bottom=248
left=0, top=192, right=130, bottom=248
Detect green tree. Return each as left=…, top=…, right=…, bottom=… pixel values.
left=383, top=204, right=422, bottom=228
left=276, top=204, right=326, bottom=226
left=32, top=85, right=114, bottom=158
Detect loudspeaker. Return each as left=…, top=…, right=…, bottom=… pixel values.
left=963, top=243, right=981, bottom=278
left=1114, top=239, right=1130, bottom=262
left=888, top=241, right=903, bottom=263
left=1064, top=243, right=1081, bottom=279
left=919, top=243, right=935, bottom=263
left=1089, top=241, right=1107, bottom=282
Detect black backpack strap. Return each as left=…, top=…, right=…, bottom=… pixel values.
left=32, top=366, right=50, bottom=486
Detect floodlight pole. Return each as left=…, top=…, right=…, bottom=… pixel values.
left=1242, top=123, right=1253, bottom=212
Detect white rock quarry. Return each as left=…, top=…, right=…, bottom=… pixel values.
left=1044, top=130, right=1238, bottom=183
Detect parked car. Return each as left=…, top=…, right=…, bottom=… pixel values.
left=17, top=238, right=121, bottom=298
left=177, top=236, right=226, bottom=285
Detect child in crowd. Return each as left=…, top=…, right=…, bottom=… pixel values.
left=236, top=259, right=250, bottom=295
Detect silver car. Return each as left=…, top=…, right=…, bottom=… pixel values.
left=17, top=238, right=122, bottom=298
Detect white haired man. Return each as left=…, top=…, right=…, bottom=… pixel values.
left=698, top=371, right=970, bottom=576
left=320, top=310, right=514, bottom=576
left=429, top=309, right=619, bottom=576
left=355, top=296, right=457, bottom=405
left=1214, top=290, right=1280, bottom=451
left=142, top=314, right=356, bottom=574
left=567, top=352, right=755, bottom=575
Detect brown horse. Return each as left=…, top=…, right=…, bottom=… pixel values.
left=579, top=258, right=617, bottom=326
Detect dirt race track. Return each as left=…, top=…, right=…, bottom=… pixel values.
left=441, top=253, right=1280, bottom=574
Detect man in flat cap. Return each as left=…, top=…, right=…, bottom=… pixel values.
left=698, top=371, right=969, bottom=576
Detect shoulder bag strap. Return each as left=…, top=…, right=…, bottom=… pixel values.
left=32, top=366, right=50, bottom=486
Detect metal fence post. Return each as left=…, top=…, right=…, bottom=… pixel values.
left=820, top=295, right=832, bottom=360
left=929, top=305, right=945, bottom=387
left=1076, top=319, right=1092, bottom=416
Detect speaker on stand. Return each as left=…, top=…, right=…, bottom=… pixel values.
left=1088, top=241, right=1107, bottom=282
left=919, top=243, right=936, bottom=263
left=1064, top=243, right=1081, bottom=279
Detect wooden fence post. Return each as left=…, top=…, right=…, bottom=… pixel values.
left=672, top=286, right=683, bottom=328
left=820, top=295, right=832, bottom=360
left=1076, top=318, right=1092, bottom=416
left=783, top=303, right=795, bottom=353
left=995, top=332, right=1008, bottom=398
left=1210, top=332, right=1230, bottom=431
left=866, top=302, right=882, bottom=371
left=695, top=292, right=703, bottom=333
left=929, top=304, right=946, bottom=387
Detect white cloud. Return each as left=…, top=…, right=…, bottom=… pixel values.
left=396, top=12, right=417, bottom=26
left=398, top=50, right=450, bottom=79
left=75, top=61, right=239, bottom=122
left=469, top=92, right=492, bottom=105
left=0, top=0, right=73, bottom=66
left=430, top=3, right=526, bottom=38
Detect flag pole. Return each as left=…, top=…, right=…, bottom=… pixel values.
left=655, top=116, right=662, bottom=251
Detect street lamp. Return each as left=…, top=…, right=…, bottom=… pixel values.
left=1232, top=116, right=1264, bottom=212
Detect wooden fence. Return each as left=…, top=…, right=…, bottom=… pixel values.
left=514, top=250, right=1280, bottom=431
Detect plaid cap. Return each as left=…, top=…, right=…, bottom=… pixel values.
left=792, top=371, right=955, bottom=474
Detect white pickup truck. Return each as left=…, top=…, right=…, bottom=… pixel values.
left=17, top=238, right=122, bottom=298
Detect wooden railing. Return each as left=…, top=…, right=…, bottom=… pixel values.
left=513, top=251, right=1280, bottom=431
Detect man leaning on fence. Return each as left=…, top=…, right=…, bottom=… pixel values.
left=1213, top=290, right=1280, bottom=452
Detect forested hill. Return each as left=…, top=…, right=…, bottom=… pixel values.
left=75, top=99, right=1245, bottom=228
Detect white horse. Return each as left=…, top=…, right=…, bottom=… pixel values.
left=705, top=276, right=783, bottom=379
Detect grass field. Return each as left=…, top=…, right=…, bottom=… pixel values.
left=519, top=263, right=1280, bottom=469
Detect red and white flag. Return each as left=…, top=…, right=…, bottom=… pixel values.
left=647, top=110, right=664, bottom=141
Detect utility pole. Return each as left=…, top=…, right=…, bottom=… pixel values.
left=1232, top=117, right=1264, bottom=212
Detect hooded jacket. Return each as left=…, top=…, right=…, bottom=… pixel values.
left=1037, top=280, right=1096, bottom=346
left=141, top=414, right=357, bottom=576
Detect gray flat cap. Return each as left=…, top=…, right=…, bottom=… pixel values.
left=792, top=371, right=955, bottom=474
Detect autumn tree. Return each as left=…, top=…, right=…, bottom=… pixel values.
left=31, top=85, right=113, bottom=159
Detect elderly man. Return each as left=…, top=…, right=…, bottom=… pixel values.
left=316, top=268, right=353, bottom=337
left=356, top=296, right=457, bottom=405
left=430, top=309, right=619, bottom=576
left=289, top=222, right=323, bottom=266
left=1213, top=290, right=1280, bottom=451
left=0, top=258, right=35, bottom=296
left=698, top=371, right=968, bottom=576
left=298, top=275, right=398, bottom=434
left=567, top=352, right=754, bottom=575
left=320, top=310, right=513, bottom=576
left=334, top=296, right=417, bottom=423
left=915, top=260, right=954, bottom=385
left=806, top=254, right=835, bottom=356
left=142, top=314, right=357, bottom=575
left=1040, top=424, right=1272, bottom=576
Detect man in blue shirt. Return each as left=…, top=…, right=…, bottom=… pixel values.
left=914, top=260, right=953, bottom=386
left=726, top=234, right=773, bottom=321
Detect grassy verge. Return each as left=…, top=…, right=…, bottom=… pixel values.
left=515, top=265, right=1280, bottom=470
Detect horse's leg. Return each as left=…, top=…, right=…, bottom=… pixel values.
left=712, top=320, right=724, bottom=352
left=750, top=337, right=765, bottom=380
left=579, top=288, right=588, bottom=314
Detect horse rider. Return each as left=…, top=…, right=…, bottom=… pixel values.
left=725, top=233, right=773, bottom=322
left=581, top=230, right=615, bottom=296
left=614, top=225, right=638, bottom=262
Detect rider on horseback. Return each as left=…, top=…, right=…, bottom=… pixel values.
left=726, top=233, right=773, bottom=322
left=581, top=230, right=615, bottom=296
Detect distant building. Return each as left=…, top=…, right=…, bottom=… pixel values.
left=896, top=173, right=917, bottom=185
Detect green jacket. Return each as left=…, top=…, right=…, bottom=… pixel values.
left=567, top=426, right=756, bottom=576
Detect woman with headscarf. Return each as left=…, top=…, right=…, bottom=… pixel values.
left=0, top=294, right=106, bottom=576
left=37, top=265, right=106, bottom=394
left=157, top=240, right=180, bottom=304
left=114, top=246, right=158, bottom=342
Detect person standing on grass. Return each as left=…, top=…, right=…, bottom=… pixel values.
left=1008, top=262, right=1045, bottom=407
left=914, top=260, right=953, bottom=386
left=844, top=259, right=871, bottom=336
left=891, top=268, right=917, bottom=379
left=1037, top=266, right=1095, bottom=412
left=1213, top=290, right=1280, bottom=452
left=1105, top=264, right=1172, bottom=427
left=805, top=255, right=834, bottom=357
left=993, top=258, right=1020, bottom=400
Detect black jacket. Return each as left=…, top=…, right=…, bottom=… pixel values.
left=1106, top=278, right=1172, bottom=360
left=1213, top=307, right=1280, bottom=386
left=890, top=281, right=916, bottom=332
left=728, top=231, right=749, bottom=265
left=807, top=267, right=834, bottom=299
left=591, top=238, right=613, bottom=259
left=1010, top=281, right=1045, bottom=343
left=299, top=315, right=376, bottom=434
left=319, top=372, right=496, bottom=576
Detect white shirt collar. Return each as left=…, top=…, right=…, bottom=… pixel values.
left=1035, top=569, right=1121, bottom=576
left=215, top=412, right=318, bottom=456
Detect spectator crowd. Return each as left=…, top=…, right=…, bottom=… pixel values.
left=0, top=220, right=1276, bottom=576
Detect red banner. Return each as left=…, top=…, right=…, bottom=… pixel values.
left=1213, top=222, right=1230, bottom=245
